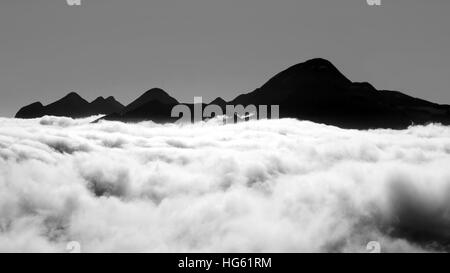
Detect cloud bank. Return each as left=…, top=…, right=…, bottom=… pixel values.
left=1, top=116, right=450, bottom=252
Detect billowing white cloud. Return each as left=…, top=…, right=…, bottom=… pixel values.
left=1, top=116, right=450, bottom=252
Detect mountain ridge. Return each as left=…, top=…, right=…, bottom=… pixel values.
left=15, top=58, right=450, bottom=129
left=15, top=92, right=125, bottom=119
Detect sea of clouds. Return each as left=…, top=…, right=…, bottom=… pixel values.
left=1, top=116, right=450, bottom=252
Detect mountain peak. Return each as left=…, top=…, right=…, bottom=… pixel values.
left=15, top=101, right=44, bottom=118
left=142, top=88, right=177, bottom=102
left=92, top=96, right=106, bottom=103
left=143, top=87, right=167, bottom=95
left=29, top=101, right=44, bottom=107
left=305, top=57, right=332, bottom=64
left=265, top=58, right=352, bottom=88
left=64, top=92, right=84, bottom=100
left=122, top=88, right=178, bottom=113
left=92, top=96, right=120, bottom=103
left=231, top=58, right=352, bottom=106
left=90, top=95, right=124, bottom=115
left=290, top=58, right=350, bottom=81
left=49, top=92, right=90, bottom=107
left=210, top=97, right=227, bottom=105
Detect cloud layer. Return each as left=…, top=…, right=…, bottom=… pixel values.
left=1, top=116, right=450, bottom=252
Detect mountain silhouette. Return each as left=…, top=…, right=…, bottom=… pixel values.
left=14, top=102, right=45, bottom=119
left=229, top=58, right=417, bottom=129
left=122, top=88, right=178, bottom=113
left=15, top=92, right=124, bottom=118
left=101, top=58, right=449, bottom=129
left=99, top=88, right=180, bottom=123
left=210, top=97, right=227, bottom=107
left=90, top=96, right=124, bottom=115
left=15, top=58, right=450, bottom=129
left=231, top=58, right=352, bottom=105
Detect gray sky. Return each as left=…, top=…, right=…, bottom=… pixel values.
left=0, top=0, right=449, bottom=117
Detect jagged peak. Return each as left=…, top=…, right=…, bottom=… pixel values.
left=92, top=96, right=106, bottom=103
left=92, top=96, right=119, bottom=103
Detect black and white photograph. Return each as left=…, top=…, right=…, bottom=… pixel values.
left=1, top=0, right=450, bottom=258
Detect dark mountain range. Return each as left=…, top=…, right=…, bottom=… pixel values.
left=15, top=58, right=450, bottom=129
left=15, top=92, right=124, bottom=119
